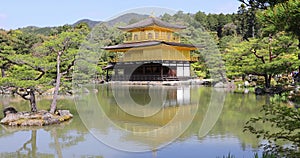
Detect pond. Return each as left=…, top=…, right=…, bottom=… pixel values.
left=0, top=85, right=270, bottom=158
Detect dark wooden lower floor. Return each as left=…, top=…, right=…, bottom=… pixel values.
left=104, top=61, right=191, bottom=81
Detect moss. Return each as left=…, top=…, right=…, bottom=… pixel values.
left=1, top=110, right=73, bottom=126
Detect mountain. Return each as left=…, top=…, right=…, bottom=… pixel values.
left=73, top=13, right=149, bottom=28
left=105, top=13, right=149, bottom=26
left=18, top=13, right=149, bottom=35
left=18, top=26, right=57, bottom=36
left=72, top=19, right=102, bottom=28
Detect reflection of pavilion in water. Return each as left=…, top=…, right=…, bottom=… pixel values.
left=164, top=86, right=191, bottom=106
left=100, top=85, right=198, bottom=147
left=112, top=86, right=193, bottom=107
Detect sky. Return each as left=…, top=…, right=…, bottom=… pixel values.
left=0, top=0, right=241, bottom=30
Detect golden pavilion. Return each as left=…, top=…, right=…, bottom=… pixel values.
left=103, top=16, right=197, bottom=81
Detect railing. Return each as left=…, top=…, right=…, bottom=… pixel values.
left=190, top=56, right=199, bottom=62
left=124, top=35, right=180, bottom=43
left=109, top=56, right=198, bottom=63
left=108, top=58, right=118, bottom=63
left=111, top=75, right=193, bottom=81
left=112, top=75, right=163, bottom=81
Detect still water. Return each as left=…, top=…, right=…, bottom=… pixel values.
left=0, top=85, right=269, bottom=158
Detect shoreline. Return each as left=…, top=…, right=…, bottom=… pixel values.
left=106, top=79, right=212, bottom=86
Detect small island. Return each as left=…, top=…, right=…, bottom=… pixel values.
left=1, top=107, right=73, bottom=126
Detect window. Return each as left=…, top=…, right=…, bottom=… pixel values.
left=167, top=32, right=171, bottom=40
left=148, top=33, right=153, bottom=39
left=155, top=32, right=159, bottom=39
left=134, top=34, right=138, bottom=41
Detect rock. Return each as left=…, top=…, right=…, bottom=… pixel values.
left=0, top=113, right=20, bottom=124
left=44, top=118, right=59, bottom=125
left=42, top=112, right=52, bottom=120
left=264, top=87, right=284, bottom=94
left=1, top=109, right=73, bottom=126
left=255, top=87, right=265, bottom=95
left=83, top=88, right=90, bottom=93
left=57, top=110, right=72, bottom=117
left=244, top=81, right=250, bottom=87
left=227, top=81, right=235, bottom=89
left=3, top=107, right=18, bottom=117
left=20, top=119, right=43, bottom=126
left=214, top=82, right=225, bottom=88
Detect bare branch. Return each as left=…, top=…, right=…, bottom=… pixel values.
left=35, top=70, right=45, bottom=81
left=251, top=48, right=265, bottom=64
left=271, top=54, right=279, bottom=59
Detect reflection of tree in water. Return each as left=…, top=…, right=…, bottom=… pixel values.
left=16, top=130, right=38, bottom=157
left=0, top=125, right=89, bottom=158
left=49, top=128, right=85, bottom=149
left=179, top=89, right=270, bottom=149
left=0, top=114, right=101, bottom=158
left=0, top=96, right=105, bottom=158
left=0, top=129, right=53, bottom=158
left=47, top=116, right=89, bottom=156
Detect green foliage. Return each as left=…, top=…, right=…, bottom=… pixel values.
left=0, top=23, right=91, bottom=111
left=38, top=23, right=90, bottom=91
left=236, top=3, right=259, bottom=39
left=19, top=26, right=58, bottom=36
left=237, top=0, right=290, bottom=39
left=239, top=0, right=289, bottom=9
left=0, top=30, right=52, bottom=90
left=73, top=22, right=125, bottom=84
left=7, top=30, right=44, bottom=54
left=270, top=93, right=288, bottom=103
left=257, top=0, right=300, bottom=38
left=194, top=11, right=208, bottom=28
left=191, top=61, right=208, bottom=78
left=193, top=11, right=236, bottom=38
left=244, top=104, right=300, bottom=157
left=224, top=32, right=299, bottom=87
left=220, top=152, right=277, bottom=158
left=0, top=6, right=298, bottom=110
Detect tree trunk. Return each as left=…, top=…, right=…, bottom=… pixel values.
left=298, top=37, right=300, bottom=73
left=1, top=67, right=5, bottom=77
left=29, top=89, right=37, bottom=112
left=31, top=130, right=37, bottom=158
left=264, top=74, right=272, bottom=88
left=218, top=70, right=227, bottom=83
left=251, top=17, right=255, bottom=38
left=50, top=52, right=62, bottom=114
left=52, top=128, right=63, bottom=158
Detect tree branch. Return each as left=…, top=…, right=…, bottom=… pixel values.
left=61, top=57, right=75, bottom=75
left=239, top=0, right=250, bottom=6
left=14, top=88, right=30, bottom=100
left=251, top=49, right=265, bottom=63
left=35, top=70, right=45, bottom=81
left=271, top=54, right=279, bottom=59
left=0, top=55, right=46, bottom=80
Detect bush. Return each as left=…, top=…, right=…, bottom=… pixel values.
left=244, top=104, right=300, bottom=157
